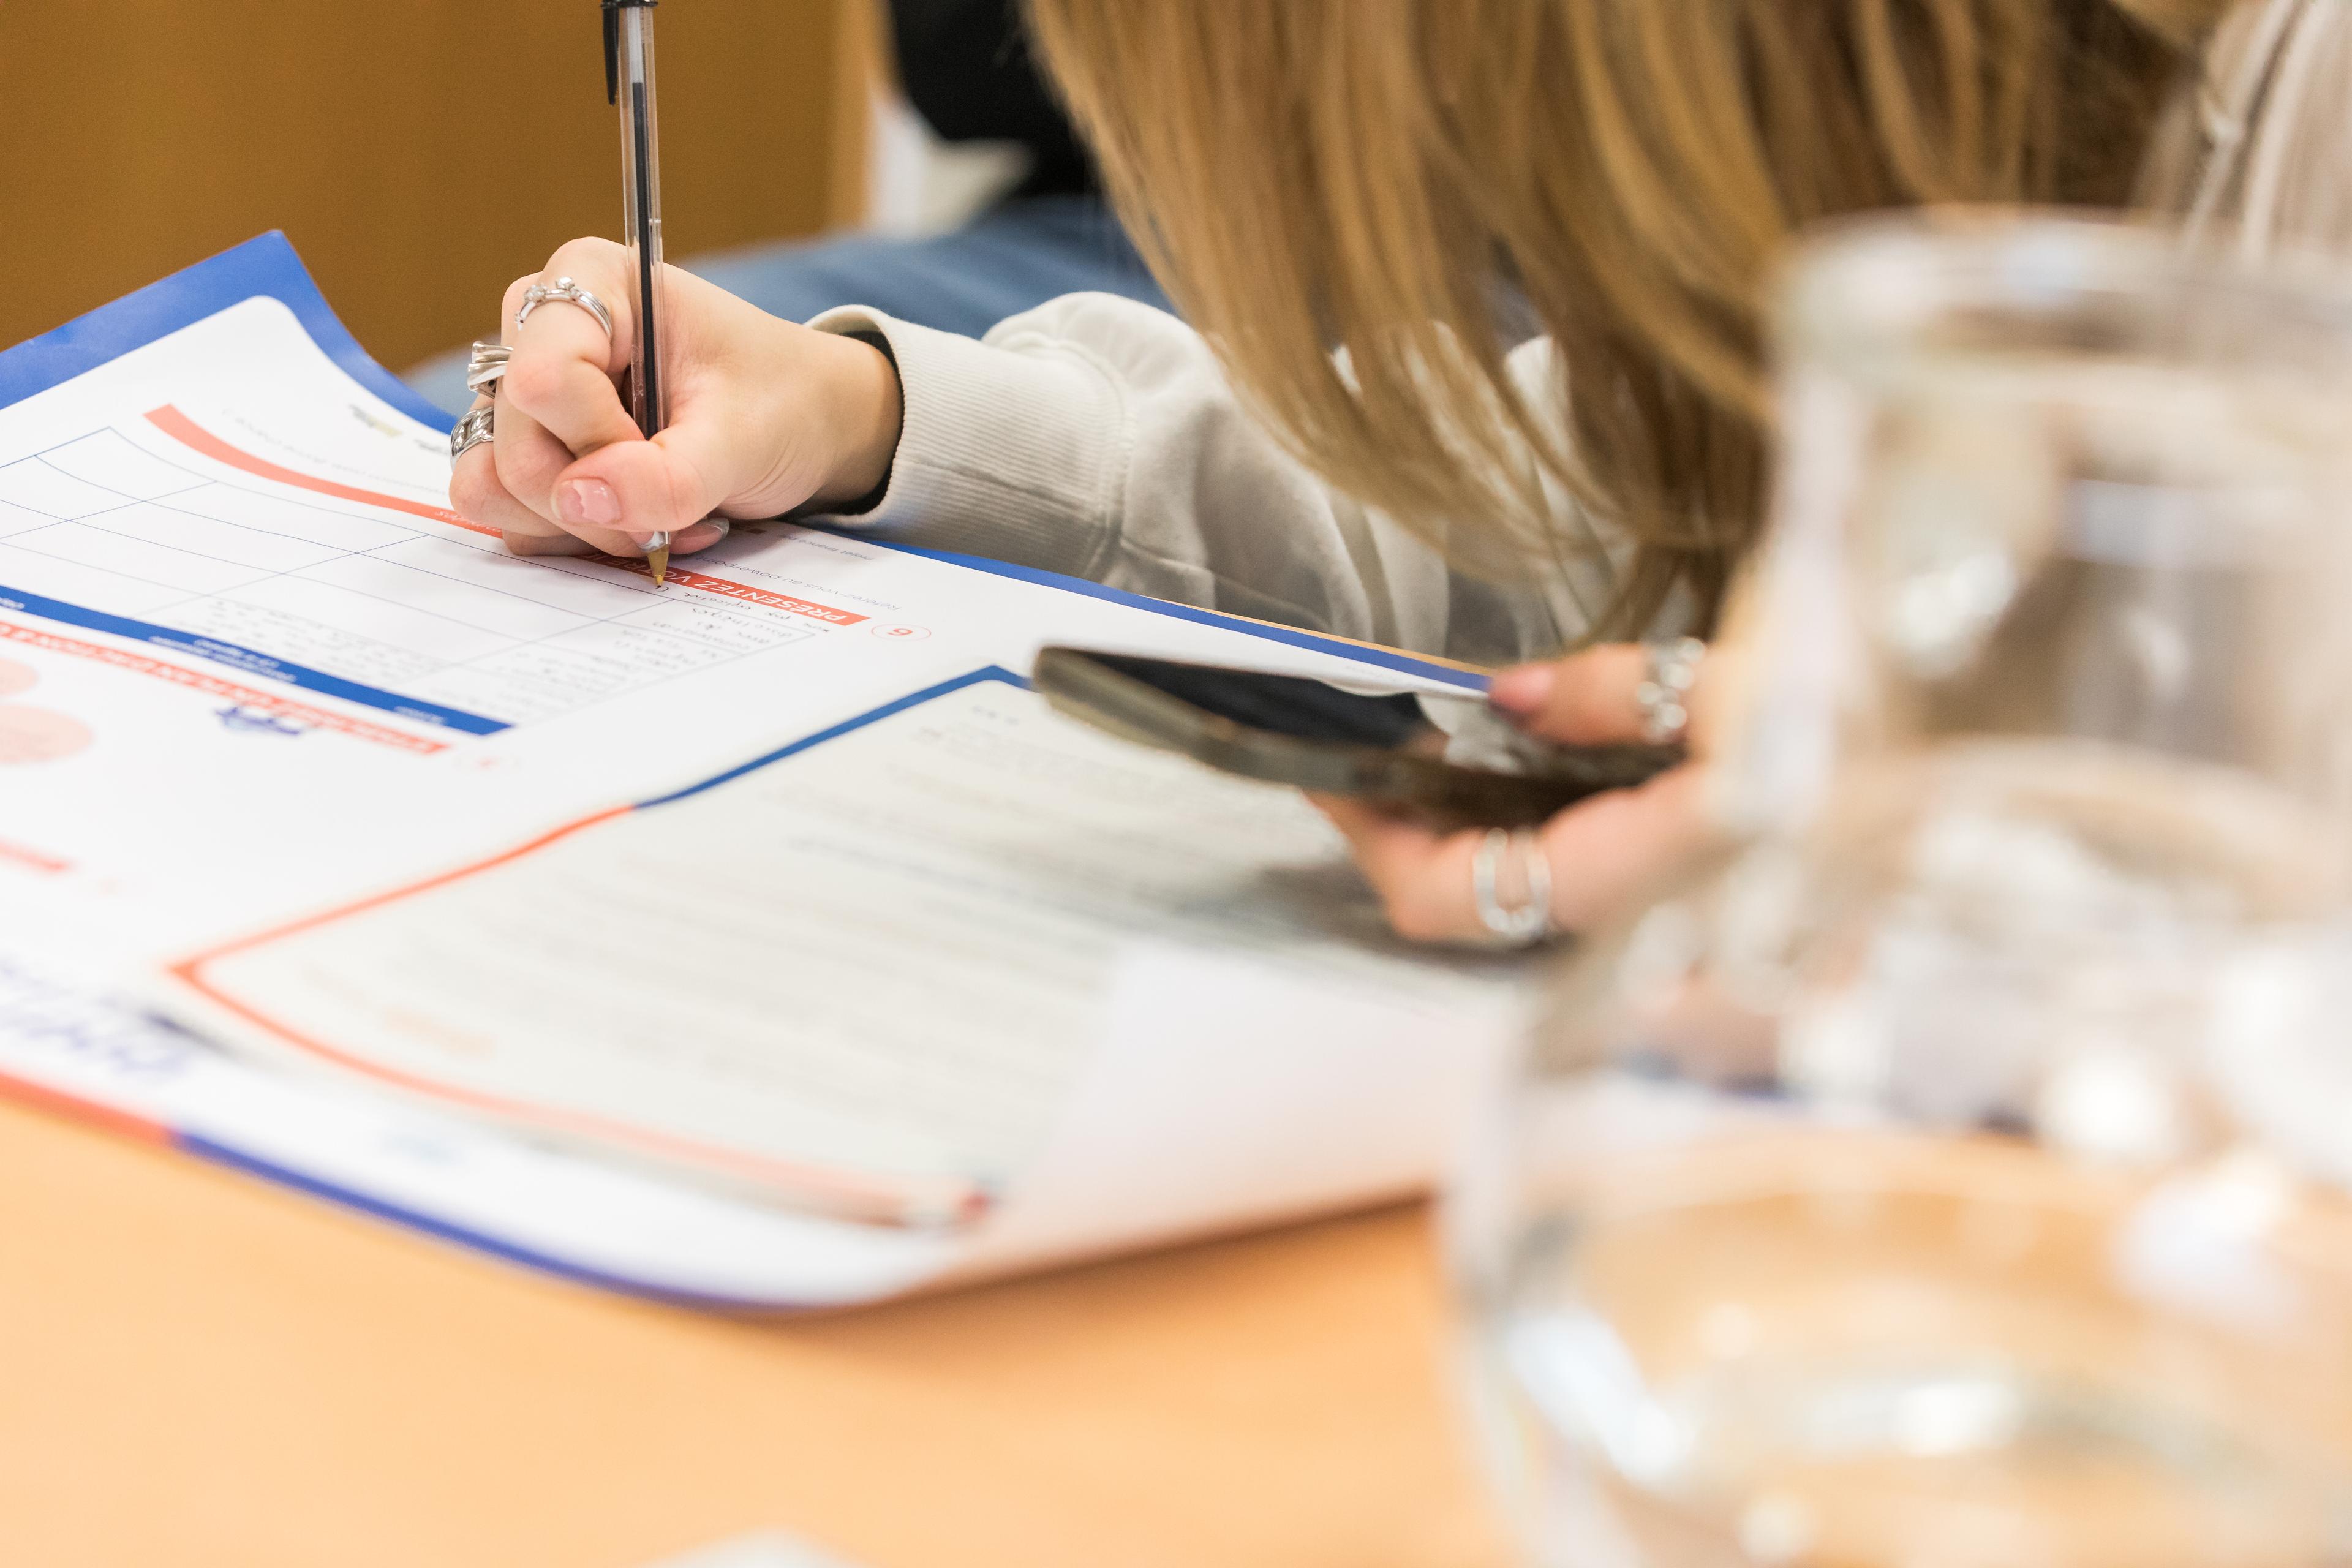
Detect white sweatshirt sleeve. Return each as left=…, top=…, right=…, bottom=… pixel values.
left=804, top=293, right=1634, bottom=666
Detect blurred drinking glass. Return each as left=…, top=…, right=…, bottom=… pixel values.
left=1455, top=215, right=2352, bottom=1568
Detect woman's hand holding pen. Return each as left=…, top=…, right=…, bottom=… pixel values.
left=448, top=238, right=903, bottom=560
left=1316, top=642, right=1729, bottom=944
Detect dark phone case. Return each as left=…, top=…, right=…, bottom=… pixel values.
left=1031, top=647, right=1678, bottom=828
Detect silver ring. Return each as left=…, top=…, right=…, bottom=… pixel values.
left=449, top=405, right=495, bottom=465
left=514, top=276, right=614, bottom=338
left=1472, top=827, right=1552, bottom=946
left=464, top=339, right=511, bottom=397
left=1636, top=636, right=1706, bottom=745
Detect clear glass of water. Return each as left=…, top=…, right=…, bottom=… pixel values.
left=1453, top=216, right=2352, bottom=1568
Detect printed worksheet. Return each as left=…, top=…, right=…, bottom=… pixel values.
left=0, top=235, right=1521, bottom=1306
left=162, top=671, right=1501, bottom=1222
left=0, top=242, right=1473, bottom=973
left=0, top=417, right=829, bottom=734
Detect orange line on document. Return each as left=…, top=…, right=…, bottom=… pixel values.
left=143, top=405, right=501, bottom=537
left=607, top=557, right=869, bottom=626
left=0, top=1069, right=175, bottom=1147
left=147, top=405, right=880, bottom=636
left=0, top=619, right=445, bottom=755
left=175, top=805, right=636, bottom=973
left=0, top=837, right=70, bottom=875
left=167, top=804, right=976, bottom=1225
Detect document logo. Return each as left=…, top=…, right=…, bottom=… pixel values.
left=216, top=705, right=308, bottom=739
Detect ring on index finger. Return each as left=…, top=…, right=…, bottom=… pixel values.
left=464, top=339, right=511, bottom=398
left=514, top=276, right=615, bottom=339
left=448, top=405, right=496, bottom=465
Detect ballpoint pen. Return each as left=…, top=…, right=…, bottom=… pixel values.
left=605, top=0, right=671, bottom=586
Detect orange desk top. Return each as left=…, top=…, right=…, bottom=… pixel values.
left=0, top=1099, right=1509, bottom=1568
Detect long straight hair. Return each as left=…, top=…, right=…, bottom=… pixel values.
left=1027, top=0, right=2228, bottom=641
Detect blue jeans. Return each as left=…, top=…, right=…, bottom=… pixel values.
left=406, top=194, right=1170, bottom=418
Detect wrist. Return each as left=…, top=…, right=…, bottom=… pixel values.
left=809, top=330, right=903, bottom=510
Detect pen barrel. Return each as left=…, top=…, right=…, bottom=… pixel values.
left=614, top=3, right=666, bottom=437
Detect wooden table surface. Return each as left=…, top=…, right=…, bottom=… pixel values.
left=0, top=1098, right=1510, bottom=1568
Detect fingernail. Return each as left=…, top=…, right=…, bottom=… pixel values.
left=1487, top=664, right=1555, bottom=716
left=556, top=477, right=620, bottom=527
left=627, top=531, right=668, bottom=553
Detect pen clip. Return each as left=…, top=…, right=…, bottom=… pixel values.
left=601, top=0, right=656, bottom=107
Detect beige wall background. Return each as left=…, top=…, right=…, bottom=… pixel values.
left=0, top=1, right=870, bottom=377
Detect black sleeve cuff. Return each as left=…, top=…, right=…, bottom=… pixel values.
left=794, top=329, right=899, bottom=520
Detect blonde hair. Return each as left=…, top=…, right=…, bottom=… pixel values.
left=1027, top=0, right=2230, bottom=641
left=2144, top=0, right=2352, bottom=254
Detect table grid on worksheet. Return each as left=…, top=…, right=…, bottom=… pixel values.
left=0, top=421, right=813, bottom=728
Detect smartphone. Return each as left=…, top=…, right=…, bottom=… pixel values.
left=1031, top=647, right=1679, bottom=827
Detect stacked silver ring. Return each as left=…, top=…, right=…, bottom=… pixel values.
left=464, top=339, right=511, bottom=399
left=1472, top=827, right=1553, bottom=946
left=448, top=405, right=496, bottom=464
left=515, top=275, right=615, bottom=338
left=1636, top=636, right=1707, bottom=745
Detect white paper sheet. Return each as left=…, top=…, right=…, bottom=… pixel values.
left=157, top=672, right=1517, bottom=1226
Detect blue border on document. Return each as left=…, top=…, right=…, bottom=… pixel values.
left=0, top=232, right=508, bottom=734
left=0, top=583, right=510, bottom=737
left=638, top=665, right=1025, bottom=811
left=175, top=1134, right=796, bottom=1314
left=837, top=534, right=1491, bottom=694
left=0, top=231, right=458, bottom=432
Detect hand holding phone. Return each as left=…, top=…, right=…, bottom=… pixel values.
left=1030, top=647, right=1681, bottom=828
